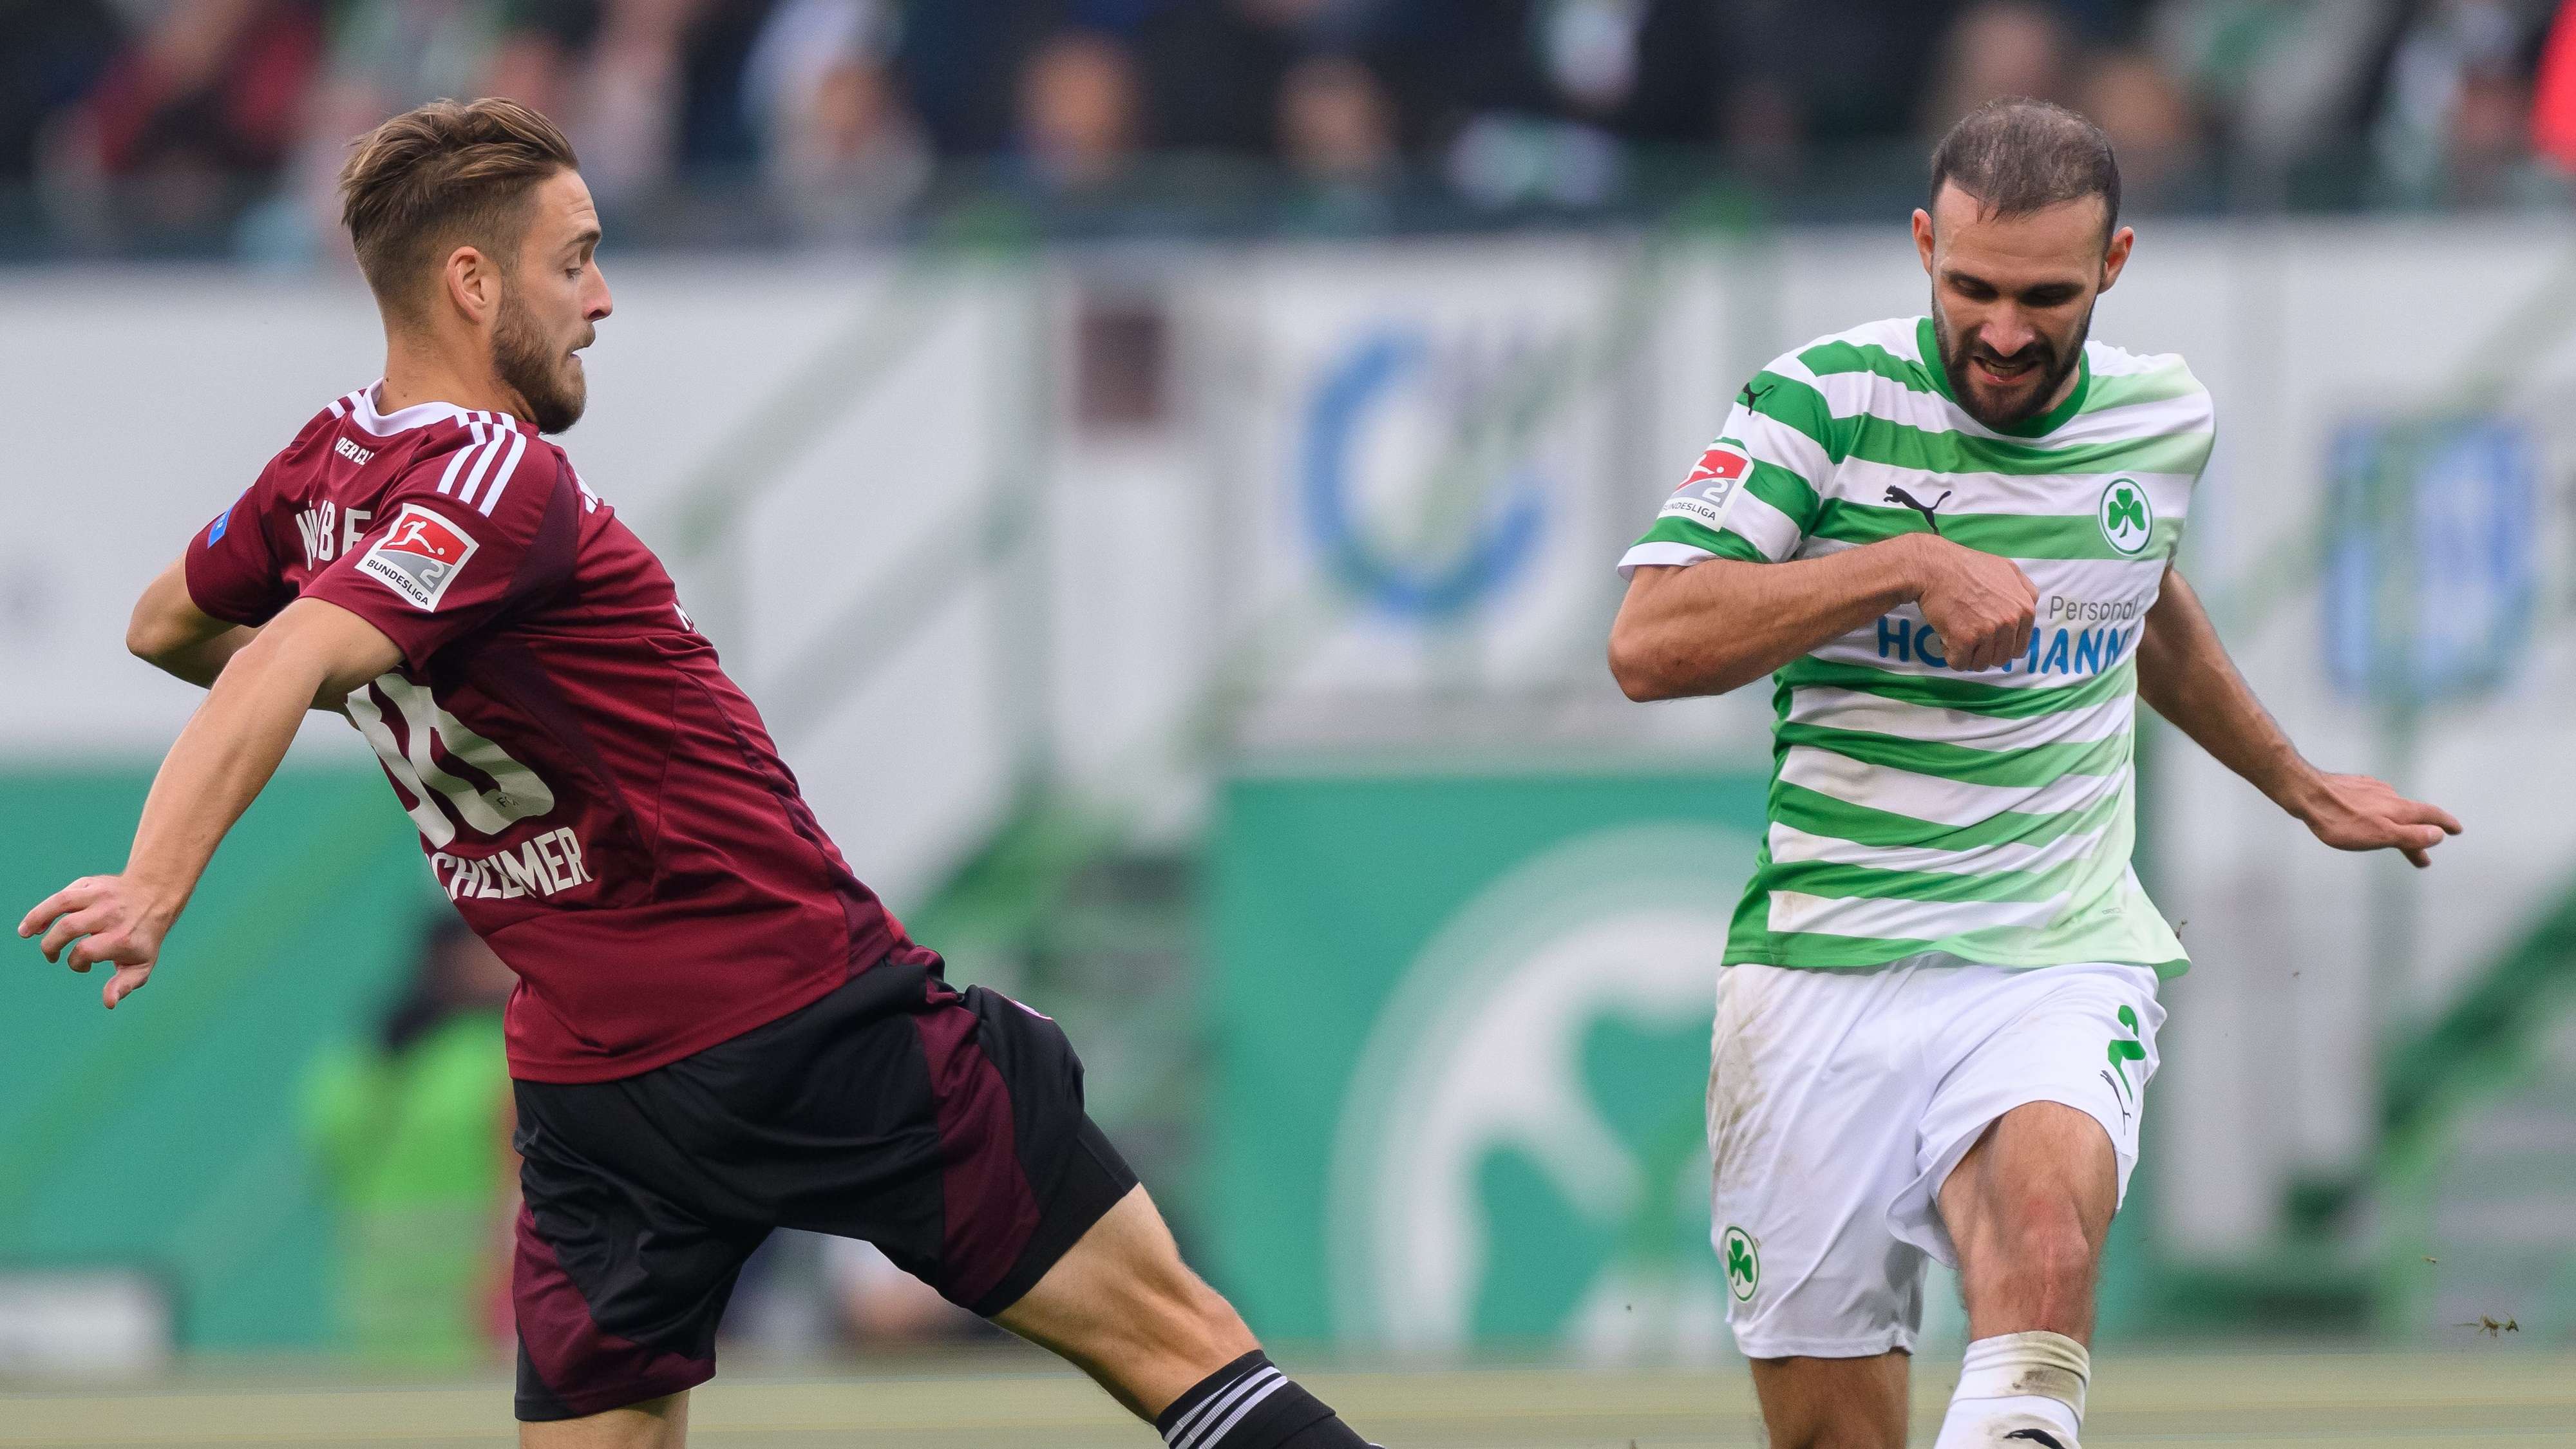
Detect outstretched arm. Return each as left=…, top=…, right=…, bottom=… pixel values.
left=2137, top=565, right=2460, bottom=867
left=1608, top=532, right=2040, bottom=701
left=19, top=598, right=401, bottom=1007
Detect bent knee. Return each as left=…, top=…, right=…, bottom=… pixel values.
left=2007, top=1195, right=2099, bottom=1279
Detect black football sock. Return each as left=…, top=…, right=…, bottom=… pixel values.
left=1155, top=1352, right=1372, bottom=1449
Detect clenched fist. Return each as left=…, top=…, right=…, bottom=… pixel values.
left=1900, top=534, right=2038, bottom=672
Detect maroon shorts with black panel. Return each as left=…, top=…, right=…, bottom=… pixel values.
left=509, top=958, right=1137, bottom=1421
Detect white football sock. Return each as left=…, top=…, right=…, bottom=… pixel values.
left=1931, top=1331, right=2088, bottom=1449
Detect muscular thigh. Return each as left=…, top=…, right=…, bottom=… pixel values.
left=1937, top=1100, right=2117, bottom=1342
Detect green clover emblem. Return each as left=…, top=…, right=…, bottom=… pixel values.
left=2098, top=478, right=2153, bottom=555
left=1721, top=1226, right=1760, bottom=1302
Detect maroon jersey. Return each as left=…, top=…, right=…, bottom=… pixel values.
left=187, top=384, right=929, bottom=1082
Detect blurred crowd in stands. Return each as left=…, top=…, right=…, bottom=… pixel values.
left=6, top=1, right=2574, bottom=249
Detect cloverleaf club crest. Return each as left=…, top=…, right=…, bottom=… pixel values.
left=2098, top=478, right=2153, bottom=556
left=1722, top=1225, right=1761, bottom=1302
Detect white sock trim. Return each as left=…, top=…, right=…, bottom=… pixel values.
left=1953, top=1331, right=2089, bottom=1419
left=1166, top=1366, right=1284, bottom=1449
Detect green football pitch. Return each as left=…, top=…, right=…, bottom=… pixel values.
left=4, top=1347, right=2573, bottom=1447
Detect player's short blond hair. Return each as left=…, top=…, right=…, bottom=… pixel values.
left=338, top=97, right=580, bottom=325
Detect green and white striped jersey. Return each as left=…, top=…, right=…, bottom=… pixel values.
left=1622, top=316, right=2212, bottom=976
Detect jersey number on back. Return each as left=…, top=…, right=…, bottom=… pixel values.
left=345, top=674, right=556, bottom=847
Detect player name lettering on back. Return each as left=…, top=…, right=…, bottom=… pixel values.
left=294, top=500, right=375, bottom=567
left=432, top=826, right=592, bottom=901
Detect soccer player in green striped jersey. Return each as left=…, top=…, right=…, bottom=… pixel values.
left=1608, top=99, right=2461, bottom=1449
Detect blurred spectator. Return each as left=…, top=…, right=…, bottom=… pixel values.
left=281, top=1, right=522, bottom=261
left=47, top=0, right=324, bottom=238
left=1280, top=53, right=1397, bottom=185
left=1710, top=0, right=1961, bottom=160
left=300, top=914, right=516, bottom=1367
left=744, top=0, right=928, bottom=236
left=2530, top=0, right=2576, bottom=167
left=1018, top=29, right=1142, bottom=192
left=896, top=1, right=1048, bottom=156
left=1922, top=0, right=2080, bottom=139
left=14, top=0, right=2576, bottom=253
left=1135, top=0, right=1377, bottom=157
left=483, top=0, right=603, bottom=122
left=2079, top=46, right=2204, bottom=202
left=2373, top=0, right=2550, bottom=205
left=2150, top=0, right=2404, bottom=173
left=560, top=0, right=698, bottom=207
left=1386, top=0, right=1644, bottom=206
left=0, top=2, right=124, bottom=188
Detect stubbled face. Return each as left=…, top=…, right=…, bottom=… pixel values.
left=1913, top=184, right=2130, bottom=430
left=493, top=169, right=611, bottom=434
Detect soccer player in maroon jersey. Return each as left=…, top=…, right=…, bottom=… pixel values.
left=19, top=99, right=1376, bottom=1449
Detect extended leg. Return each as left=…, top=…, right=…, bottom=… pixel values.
left=1931, top=1101, right=2117, bottom=1448
left=1748, top=1352, right=1910, bottom=1449
left=994, top=1185, right=1374, bottom=1448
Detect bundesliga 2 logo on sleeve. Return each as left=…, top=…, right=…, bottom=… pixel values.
left=1660, top=439, right=1751, bottom=531
left=357, top=502, right=481, bottom=611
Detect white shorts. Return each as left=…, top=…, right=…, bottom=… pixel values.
left=1707, top=958, right=2163, bottom=1359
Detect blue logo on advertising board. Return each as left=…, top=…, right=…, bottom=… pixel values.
left=2324, top=417, right=2534, bottom=705
left=1300, top=329, right=1549, bottom=621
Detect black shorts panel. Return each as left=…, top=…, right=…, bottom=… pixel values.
left=510, top=960, right=1139, bottom=1421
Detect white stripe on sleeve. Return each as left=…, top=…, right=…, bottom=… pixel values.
left=1616, top=539, right=1717, bottom=578
left=476, top=430, right=531, bottom=515
left=454, top=433, right=506, bottom=506
left=435, top=424, right=489, bottom=496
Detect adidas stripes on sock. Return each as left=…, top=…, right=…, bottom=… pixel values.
left=1155, top=1352, right=1369, bottom=1449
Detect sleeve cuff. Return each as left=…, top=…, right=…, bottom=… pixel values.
left=1617, top=540, right=1719, bottom=580
left=299, top=575, right=436, bottom=675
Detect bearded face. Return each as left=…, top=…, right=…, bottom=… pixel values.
left=1929, top=293, right=2094, bottom=431
left=492, top=276, right=591, bottom=435
left=1912, top=184, right=2124, bottom=433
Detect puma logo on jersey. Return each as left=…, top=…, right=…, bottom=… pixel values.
left=336, top=436, right=376, bottom=466
left=357, top=502, right=480, bottom=611
left=1884, top=485, right=1952, bottom=536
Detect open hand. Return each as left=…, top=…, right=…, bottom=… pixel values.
left=2296, top=773, right=2462, bottom=868
left=1906, top=535, right=2038, bottom=672
left=18, top=875, right=173, bottom=1009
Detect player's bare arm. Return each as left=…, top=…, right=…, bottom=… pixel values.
left=1607, top=533, right=2038, bottom=699
left=2136, top=565, right=2461, bottom=867
left=127, top=554, right=260, bottom=688
left=19, top=598, right=399, bottom=1006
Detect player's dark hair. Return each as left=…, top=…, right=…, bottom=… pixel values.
left=338, top=97, right=580, bottom=325
left=1928, top=97, right=2121, bottom=244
